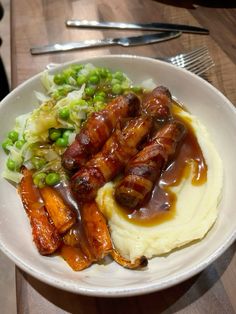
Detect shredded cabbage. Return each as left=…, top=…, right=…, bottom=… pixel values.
left=2, top=63, right=143, bottom=184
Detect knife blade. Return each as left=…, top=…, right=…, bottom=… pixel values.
left=66, top=19, right=209, bottom=35
left=30, top=31, right=181, bottom=55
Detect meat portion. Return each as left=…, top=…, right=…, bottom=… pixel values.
left=115, top=120, right=186, bottom=209
left=71, top=116, right=152, bottom=202
left=141, top=86, right=172, bottom=122
left=62, top=93, right=140, bottom=172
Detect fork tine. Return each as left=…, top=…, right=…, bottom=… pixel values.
left=184, top=57, right=215, bottom=75
left=170, top=47, right=209, bottom=67
left=170, top=47, right=207, bottom=63
left=183, top=55, right=214, bottom=71
left=190, top=60, right=215, bottom=76
left=163, top=46, right=215, bottom=76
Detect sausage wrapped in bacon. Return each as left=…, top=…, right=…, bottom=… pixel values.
left=141, top=86, right=172, bottom=122
left=115, top=120, right=186, bottom=209
left=71, top=116, right=152, bottom=202
left=62, top=93, right=140, bottom=172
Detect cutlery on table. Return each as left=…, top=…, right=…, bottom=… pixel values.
left=66, top=19, right=209, bottom=35
left=45, top=47, right=214, bottom=76
left=158, top=46, right=214, bottom=76
left=30, top=31, right=181, bottom=55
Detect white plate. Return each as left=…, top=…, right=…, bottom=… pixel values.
left=0, top=55, right=235, bottom=297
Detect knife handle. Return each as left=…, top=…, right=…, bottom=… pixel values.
left=66, top=19, right=138, bottom=30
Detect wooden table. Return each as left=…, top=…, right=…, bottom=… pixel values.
left=11, top=0, right=236, bottom=313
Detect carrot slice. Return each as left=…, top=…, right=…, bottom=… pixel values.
left=81, top=202, right=112, bottom=260
left=111, top=249, right=148, bottom=269
left=40, top=186, right=76, bottom=234
left=19, top=168, right=61, bottom=255
left=60, top=244, right=92, bottom=271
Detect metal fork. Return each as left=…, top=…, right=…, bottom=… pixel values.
left=158, top=46, right=214, bottom=76
left=46, top=47, right=214, bottom=76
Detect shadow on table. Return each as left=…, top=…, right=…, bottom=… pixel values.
left=18, top=241, right=235, bottom=313
left=153, top=0, right=236, bottom=8
left=0, top=2, right=10, bottom=101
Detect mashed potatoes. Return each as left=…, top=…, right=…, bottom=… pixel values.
left=96, top=108, right=223, bottom=262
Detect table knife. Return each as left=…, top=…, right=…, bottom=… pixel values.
left=30, top=31, right=181, bottom=55
left=66, top=19, right=209, bottom=35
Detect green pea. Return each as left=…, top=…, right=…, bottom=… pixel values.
left=131, top=86, right=143, bottom=93
left=45, top=172, right=60, bottom=186
left=15, top=140, right=25, bottom=150
left=98, top=68, right=110, bottom=78
left=62, top=130, right=73, bottom=140
left=85, top=86, right=96, bottom=96
left=7, top=158, right=16, bottom=171
left=33, top=172, right=46, bottom=188
left=8, top=130, right=19, bottom=143
left=113, top=71, right=124, bottom=81
left=31, top=157, right=46, bottom=170
left=59, top=107, right=70, bottom=120
left=96, top=91, right=106, bottom=98
left=88, top=75, right=100, bottom=85
left=72, top=64, right=84, bottom=72
left=76, top=75, right=87, bottom=86
left=93, top=95, right=105, bottom=102
left=105, top=73, right=112, bottom=82
left=2, top=138, right=13, bottom=153
left=54, top=73, right=66, bottom=85
left=112, top=84, right=123, bottom=95
left=49, top=129, right=62, bottom=141
left=63, top=68, right=77, bottom=80
left=55, top=137, right=68, bottom=147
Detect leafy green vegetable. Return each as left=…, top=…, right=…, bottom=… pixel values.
left=2, top=63, right=144, bottom=184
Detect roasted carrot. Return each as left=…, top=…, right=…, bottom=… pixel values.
left=60, top=244, right=92, bottom=271
left=19, top=168, right=61, bottom=255
left=60, top=202, right=112, bottom=271
left=40, top=186, right=76, bottom=234
left=63, top=222, right=94, bottom=260
left=111, top=249, right=148, bottom=269
left=81, top=202, right=112, bottom=260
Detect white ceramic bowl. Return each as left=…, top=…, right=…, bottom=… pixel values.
left=0, top=55, right=235, bottom=297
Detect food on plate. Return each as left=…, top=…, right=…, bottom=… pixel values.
left=81, top=202, right=112, bottom=260
left=40, top=186, right=76, bottom=233
left=115, top=120, right=186, bottom=209
left=71, top=116, right=152, bottom=202
left=141, top=85, right=172, bottom=122
left=62, top=93, right=140, bottom=171
left=1, top=63, right=223, bottom=271
left=96, top=106, right=223, bottom=262
left=61, top=202, right=112, bottom=270
left=19, top=167, right=61, bottom=255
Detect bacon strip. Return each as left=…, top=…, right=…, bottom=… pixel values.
left=62, top=93, right=140, bottom=172
left=115, top=121, right=186, bottom=209
left=18, top=168, right=61, bottom=255
left=141, top=86, right=172, bottom=122
left=71, top=116, right=152, bottom=202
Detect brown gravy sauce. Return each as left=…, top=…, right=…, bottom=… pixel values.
left=54, top=102, right=208, bottom=228
left=117, top=101, right=208, bottom=226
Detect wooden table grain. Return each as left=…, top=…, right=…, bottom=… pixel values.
left=11, top=0, right=236, bottom=313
